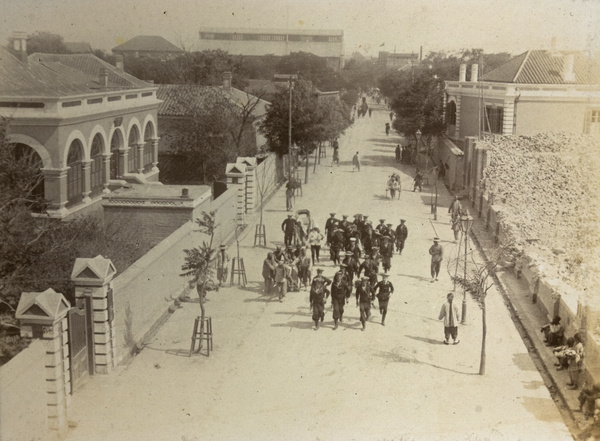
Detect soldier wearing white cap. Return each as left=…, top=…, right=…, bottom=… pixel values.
left=355, top=277, right=373, bottom=331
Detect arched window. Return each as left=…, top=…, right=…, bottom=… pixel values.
left=110, top=130, right=122, bottom=179
left=66, top=140, right=84, bottom=207
left=143, top=122, right=154, bottom=173
left=128, top=126, right=139, bottom=173
left=446, top=101, right=457, bottom=125
left=13, top=143, right=45, bottom=211
left=90, top=134, right=104, bottom=198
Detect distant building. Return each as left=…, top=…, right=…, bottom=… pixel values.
left=378, top=51, right=419, bottom=70
left=1, top=34, right=161, bottom=218
left=112, top=35, right=183, bottom=59
left=156, top=73, right=269, bottom=183
left=444, top=50, right=600, bottom=142
left=64, top=42, right=93, bottom=54
left=198, top=27, right=344, bottom=71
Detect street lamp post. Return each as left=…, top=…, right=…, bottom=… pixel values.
left=460, top=214, right=474, bottom=324
left=274, top=74, right=298, bottom=180
left=414, top=129, right=421, bottom=166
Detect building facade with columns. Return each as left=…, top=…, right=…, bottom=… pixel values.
left=444, top=50, right=600, bottom=143
left=0, top=36, right=161, bottom=218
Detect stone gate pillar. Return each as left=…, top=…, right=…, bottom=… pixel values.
left=71, top=256, right=117, bottom=374
left=16, top=289, right=71, bottom=431
left=226, top=163, right=247, bottom=226
left=237, top=157, right=257, bottom=213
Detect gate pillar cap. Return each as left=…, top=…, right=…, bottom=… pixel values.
left=16, top=288, right=70, bottom=325
left=236, top=157, right=257, bottom=168
left=225, top=163, right=247, bottom=177
left=71, top=255, right=116, bottom=286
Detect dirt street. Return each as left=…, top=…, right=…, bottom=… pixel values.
left=64, top=102, right=572, bottom=441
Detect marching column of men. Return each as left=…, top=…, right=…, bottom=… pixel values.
left=265, top=212, right=406, bottom=330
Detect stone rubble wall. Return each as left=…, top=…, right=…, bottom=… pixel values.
left=467, top=133, right=600, bottom=384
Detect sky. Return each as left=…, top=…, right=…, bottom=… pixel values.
left=1, top=0, right=599, bottom=57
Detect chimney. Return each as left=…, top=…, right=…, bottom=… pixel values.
left=471, top=64, right=479, bottom=82
left=11, top=31, right=28, bottom=63
left=115, top=55, right=124, bottom=71
left=222, top=71, right=232, bottom=93
left=459, top=64, right=467, bottom=82
left=99, top=67, right=109, bottom=87
left=562, top=54, right=575, bottom=83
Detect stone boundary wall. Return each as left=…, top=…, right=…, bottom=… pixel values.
left=0, top=339, right=49, bottom=441
left=469, top=150, right=600, bottom=385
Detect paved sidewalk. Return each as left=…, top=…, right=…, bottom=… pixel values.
left=468, top=215, right=589, bottom=438
left=63, top=100, right=573, bottom=441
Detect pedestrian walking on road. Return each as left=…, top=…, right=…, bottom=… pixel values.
left=352, top=152, right=361, bottom=171
left=438, top=292, right=461, bottom=344
left=395, top=145, right=401, bottom=163
left=448, top=195, right=463, bottom=223
left=262, top=252, right=276, bottom=294
left=385, top=122, right=390, bottom=136
left=308, top=227, right=324, bottom=265
left=368, top=107, right=372, bottom=117
left=331, top=264, right=350, bottom=329
left=274, top=260, right=289, bottom=302
left=355, top=277, right=373, bottom=331
left=451, top=216, right=461, bottom=243
left=298, top=247, right=312, bottom=290
left=331, top=147, right=339, bottom=166
left=389, top=111, right=393, bottom=121
left=285, top=183, right=294, bottom=211
left=373, top=273, right=394, bottom=326
left=429, top=237, right=443, bottom=282
left=413, top=169, right=423, bottom=192
left=310, top=268, right=332, bottom=330
left=282, top=214, right=296, bottom=247
left=395, top=219, right=408, bottom=254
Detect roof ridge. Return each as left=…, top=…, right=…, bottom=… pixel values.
left=513, top=50, right=530, bottom=82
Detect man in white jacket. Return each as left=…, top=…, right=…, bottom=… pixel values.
left=438, top=292, right=461, bottom=345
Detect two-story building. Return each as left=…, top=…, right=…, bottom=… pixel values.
left=1, top=34, right=162, bottom=218
left=444, top=50, right=600, bottom=144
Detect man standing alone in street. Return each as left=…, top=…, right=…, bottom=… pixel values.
left=429, top=237, right=443, bottom=282
left=438, top=292, right=460, bottom=344
left=352, top=152, right=361, bottom=171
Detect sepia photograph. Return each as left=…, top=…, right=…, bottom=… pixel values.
left=0, top=0, right=599, bottom=440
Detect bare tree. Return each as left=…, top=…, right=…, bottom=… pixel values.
left=450, top=240, right=514, bottom=375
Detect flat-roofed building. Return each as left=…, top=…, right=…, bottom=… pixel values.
left=198, top=27, right=344, bottom=71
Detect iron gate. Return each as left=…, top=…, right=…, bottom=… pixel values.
left=68, top=296, right=93, bottom=393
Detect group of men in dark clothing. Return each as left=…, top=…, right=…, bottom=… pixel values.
left=302, top=213, right=407, bottom=330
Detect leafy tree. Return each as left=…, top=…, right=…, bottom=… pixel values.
left=26, top=31, right=68, bottom=54
left=165, top=86, right=255, bottom=183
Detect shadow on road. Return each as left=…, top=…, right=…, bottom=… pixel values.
left=406, top=334, right=446, bottom=345
left=374, top=345, right=479, bottom=375
left=396, top=273, right=432, bottom=282
left=367, top=138, right=400, bottom=145
left=271, top=320, right=315, bottom=330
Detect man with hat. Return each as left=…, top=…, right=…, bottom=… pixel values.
left=358, top=253, right=379, bottom=291
left=375, top=219, right=387, bottom=235
left=429, top=237, right=444, bottom=282
left=438, top=292, right=460, bottom=344
left=324, top=213, right=338, bottom=247
left=282, top=214, right=296, bottom=247
left=331, top=264, right=350, bottom=329
left=310, top=268, right=332, bottom=330
left=330, top=228, right=344, bottom=265
left=262, top=252, right=276, bottom=294
left=342, top=251, right=360, bottom=295
left=347, top=236, right=362, bottom=259
left=216, top=244, right=230, bottom=286
left=355, top=276, right=373, bottom=331
left=395, top=219, right=408, bottom=254
left=273, top=246, right=285, bottom=263
left=373, top=273, right=394, bottom=325
left=340, top=214, right=351, bottom=233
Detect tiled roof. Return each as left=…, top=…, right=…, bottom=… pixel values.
left=482, top=50, right=600, bottom=85
left=0, top=47, right=153, bottom=98
left=112, top=36, right=183, bottom=54
left=157, top=84, right=268, bottom=118
left=157, top=84, right=223, bottom=116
